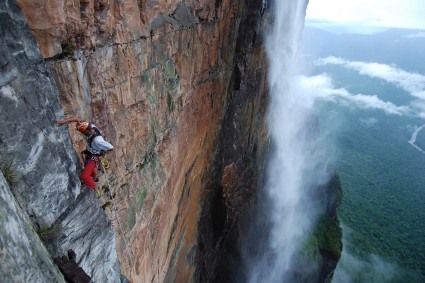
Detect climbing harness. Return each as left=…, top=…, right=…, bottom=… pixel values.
left=84, top=154, right=100, bottom=165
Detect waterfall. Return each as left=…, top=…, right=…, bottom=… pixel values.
left=247, top=1, right=332, bottom=282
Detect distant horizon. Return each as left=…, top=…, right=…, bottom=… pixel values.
left=305, top=0, right=425, bottom=32
left=304, top=20, right=425, bottom=35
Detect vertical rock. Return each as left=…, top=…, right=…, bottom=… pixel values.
left=14, top=0, right=342, bottom=282
left=29, top=1, right=252, bottom=281
left=15, top=0, right=270, bottom=281
left=0, top=172, right=65, bottom=282
left=0, top=1, right=123, bottom=282
left=46, top=188, right=121, bottom=282
left=0, top=0, right=79, bottom=228
left=196, top=1, right=269, bottom=282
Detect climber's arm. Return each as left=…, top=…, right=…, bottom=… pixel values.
left=56, top=116, right=81, bottom=126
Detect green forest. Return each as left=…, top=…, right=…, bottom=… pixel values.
left=302, top=27, right=425, bottom=281
left=314, top=66, right=425, bottom=281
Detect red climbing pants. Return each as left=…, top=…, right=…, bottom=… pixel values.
left=80, top=159, right=97, bottom=189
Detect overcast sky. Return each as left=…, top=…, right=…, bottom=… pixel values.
left=306, top=0, right=425, bottom=30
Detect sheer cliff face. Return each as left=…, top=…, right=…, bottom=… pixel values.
left=0, top=1, right=120, bottom=282
left=16, top=0, right=268, bottom=282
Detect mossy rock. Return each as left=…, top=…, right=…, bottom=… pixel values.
left=314, top=214, right=343, bottom=259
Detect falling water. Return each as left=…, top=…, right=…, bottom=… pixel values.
left=247, top=1, right=331, bottom=282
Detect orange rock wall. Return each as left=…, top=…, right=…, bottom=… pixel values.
left=17, top=0, right=267, bottom=282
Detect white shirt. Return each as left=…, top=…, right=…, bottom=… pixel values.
left=88, top=135, right=113, bottom=155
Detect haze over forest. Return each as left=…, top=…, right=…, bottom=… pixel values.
left=301, top=25, right=425, bottom=282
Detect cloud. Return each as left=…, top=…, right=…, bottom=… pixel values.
left=333, top=223, right=424, bottom=282
left=410, top=100, right=425, bottom=118
left=316, top=57, right=425, bottom=100
left=405, top=32, right=425, bottom=38
left=297, top=74, right=410, bottom=115
left=333, top=224, right=398, bottom=283
left=360, top=117, right=379, bottom=127
left=333, top=251, right=399, bottom=283
left=306, top=0, right=425, bottom=30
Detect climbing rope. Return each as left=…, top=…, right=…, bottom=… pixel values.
left=100, top=160, right=137, bottom=274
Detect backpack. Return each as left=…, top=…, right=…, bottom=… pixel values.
left=87, top=124, right=102, bottom=148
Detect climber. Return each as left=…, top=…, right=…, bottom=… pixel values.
left=56, top=116, right=113, bottom=195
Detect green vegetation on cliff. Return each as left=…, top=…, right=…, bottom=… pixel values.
left=315, top=214, right=343, bottom=259
left=298, top=173, right=343, bottom=282
left=0, top=157, right=16, bottom=186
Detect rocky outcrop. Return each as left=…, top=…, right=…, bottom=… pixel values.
left=0, top=0, right=80, bottom=228
left=0, top=172, right=65, bottom=282
left=54, top=249, right=91, bottom=283
left=43, top=188, right=122, bottom=282
left=0, top=1, right=122, bottom=281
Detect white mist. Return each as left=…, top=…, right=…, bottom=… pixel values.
left=248, top=1, right=331, bottom=282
